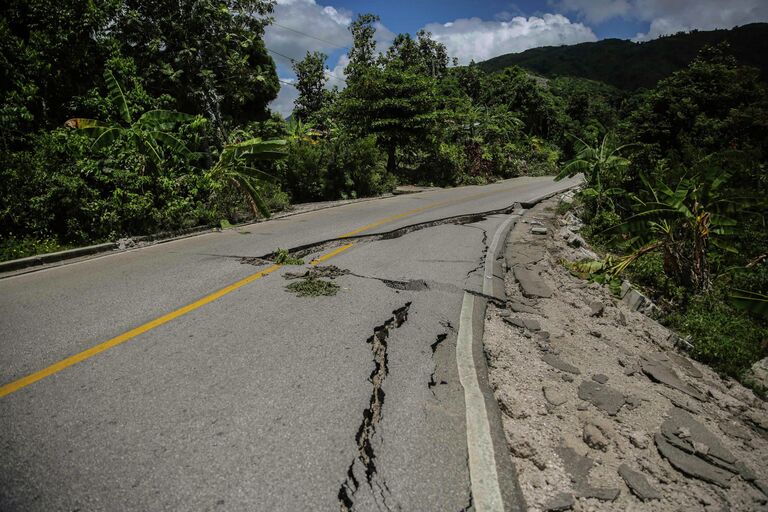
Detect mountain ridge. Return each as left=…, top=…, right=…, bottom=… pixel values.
left=477, top=23, right=768, bottom=90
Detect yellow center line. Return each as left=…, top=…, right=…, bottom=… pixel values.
left=310, top=243, right=356, bottom=265
left=0, top=183, right=520, bottom=398
left=0, top=264, right=282, bottom=398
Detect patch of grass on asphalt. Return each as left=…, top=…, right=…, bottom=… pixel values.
left=285, top=276, right=340, bottom=297
left=274, top=248, right=304, bottom=265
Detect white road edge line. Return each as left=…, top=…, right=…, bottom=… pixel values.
left=483, top=214, right=518, bottom=296
left=457, top=291, right=504, bottom=511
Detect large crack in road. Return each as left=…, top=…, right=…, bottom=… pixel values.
left=338, top=303, right=411, bottom=512
left=238, top=203, right=523, bottom=266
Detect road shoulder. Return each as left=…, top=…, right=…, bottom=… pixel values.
left=483, top=197, right=768, bottom=511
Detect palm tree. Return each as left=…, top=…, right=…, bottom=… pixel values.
left=66, top=70, right=196, bottom=168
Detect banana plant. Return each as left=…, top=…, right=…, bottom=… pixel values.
left=287, top=119, right=322, bottom=143
left=206, top=137, right=287, bottom=218
left=556, top=132, right=634, bottom=213
left=65, top=70, right=196, bottom=167
left=612, top=163, right=746, bottom=291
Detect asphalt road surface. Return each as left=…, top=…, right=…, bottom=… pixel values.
left=0, top=176, right=578, bottom=511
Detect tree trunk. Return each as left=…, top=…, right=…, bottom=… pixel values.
left=387, top=144, right=396, bottom=174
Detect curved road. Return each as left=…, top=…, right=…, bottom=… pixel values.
left=0, top=176, right=578, bottom=511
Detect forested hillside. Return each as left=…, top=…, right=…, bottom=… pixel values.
left=478, top=23, right=768, bottom=90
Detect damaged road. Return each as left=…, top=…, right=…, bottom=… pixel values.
left=0, top=176, right=579, bottom=511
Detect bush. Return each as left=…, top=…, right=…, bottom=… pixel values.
left=0, top=127, right=218, bottom=258
left=0, top=236, right=66, bottom=261
left=281, top=134, right=394, bottom=202
left=667, top=287, right=767, bottom=379
left=328, top=134, right=395, bottom=199
left=624, top=252, right=687, bottom=306
left=417, top=142, right=467, bottom=186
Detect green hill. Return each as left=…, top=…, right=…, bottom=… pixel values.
left=477, top=23, right=768, bottom=90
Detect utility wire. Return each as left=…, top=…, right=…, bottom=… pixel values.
left=266, top=47, right=346, bottom=85
left=270, top=21, right=350, bottom=50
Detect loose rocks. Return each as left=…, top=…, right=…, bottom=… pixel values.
left=618, top=464, right=661, bottom=501
left=578, top=380, right=627, bottom=416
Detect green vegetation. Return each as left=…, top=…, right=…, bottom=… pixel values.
left=285, top=277, right=340, bottom=297
left=273, top=249, right=304, bottom=266
left=478, top=23, right=768, bottom=90
left=560, top=44, right=768, bottom=386
left=2, top=4, right=766, bottom=388
left=2, top=6, right=582, bottom=260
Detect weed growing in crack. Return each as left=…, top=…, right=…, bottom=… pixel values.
left=274, top=248, right=304, bottom=265
left=285, top=276, right=340, bottom=297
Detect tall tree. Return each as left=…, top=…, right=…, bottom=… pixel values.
left=1, top=0, right=120, bottom=147
left=345, top=14, right=379, bottom=84
left=113, top=0, right=280, bottom=134
left=292, top=51, right=328, bottom=122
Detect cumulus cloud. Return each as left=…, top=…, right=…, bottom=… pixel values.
left=270, top=78, right=299, bottom=118
left=551, top=0, right=768, bottom=40
left=265, top=0, right=352, bottom=61
left=551, top=0, right=631, bottom=24
left=266, top=0, right=397, bottom=117
left=422, top=14, right=597, bottom=65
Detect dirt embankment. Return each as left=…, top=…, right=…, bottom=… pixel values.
left=484, top=198, right=768, bottom=511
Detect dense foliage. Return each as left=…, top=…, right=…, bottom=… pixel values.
left=557, top=44, right=768, bottom=386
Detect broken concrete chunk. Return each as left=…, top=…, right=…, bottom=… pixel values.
left=589, top=301, right=605, bottom=317
left=542, top=353, right=581, bottom=375
left=544, top=492, right=574, bottom=511
left=629, top=431, right=649, bottom=449
left=583, top=423, right=609, bottom=451
left=524, top=318, right=542, bottom=331
left=531, top=226, right=548, bottom=235
left=503, top=316, right=541, bottom=331
left=654, top=433, right=733, bottom=488
left=514, top=267, right=553, bottom=299
left=641, top=357, right=706, bottom=401
left=667, top=352, right=703, bottom=379
left=508, top=301, right=539, bottom=314
left=508, top=439, right=535, bottom=459
left=543, top=386, right=568, bottom=406
left=578, top=380, right=627, bottom=416
left=660, top=408, right=737, bottom=467
left=555, top=445, right=620, bottom=501
left=618, top=464, right=662, bottom=501
left=503, top=316, right=526, bottom=329
left=717, top=419, right=753, bottom=441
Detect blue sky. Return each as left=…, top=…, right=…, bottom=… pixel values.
left=265, top=0, right=768, bottom=115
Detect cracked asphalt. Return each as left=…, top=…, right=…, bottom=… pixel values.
left=0, top=176, right=578, bottom=511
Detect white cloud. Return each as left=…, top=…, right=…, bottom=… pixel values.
left=551, top=0, right=631, bottom=24
left=551, top=0, right=768, bottom=39
left=422, top=14, right=597, bottom=65
left=266, top=0, right=352, bottom=61
left=326, top=54, right=349, bottom=87
left=266, top=1, right=396, bottom=117
left=270, top=78, right=299, bottom=118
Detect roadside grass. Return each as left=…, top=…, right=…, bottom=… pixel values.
left=285, top=276, right=340, bottom=297
left=274, top=248, right=304, bottom=265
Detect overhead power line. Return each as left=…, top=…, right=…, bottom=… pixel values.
left=266, top=47, right=346, bottom=85
left=270, top=21, right=350, bottom=50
